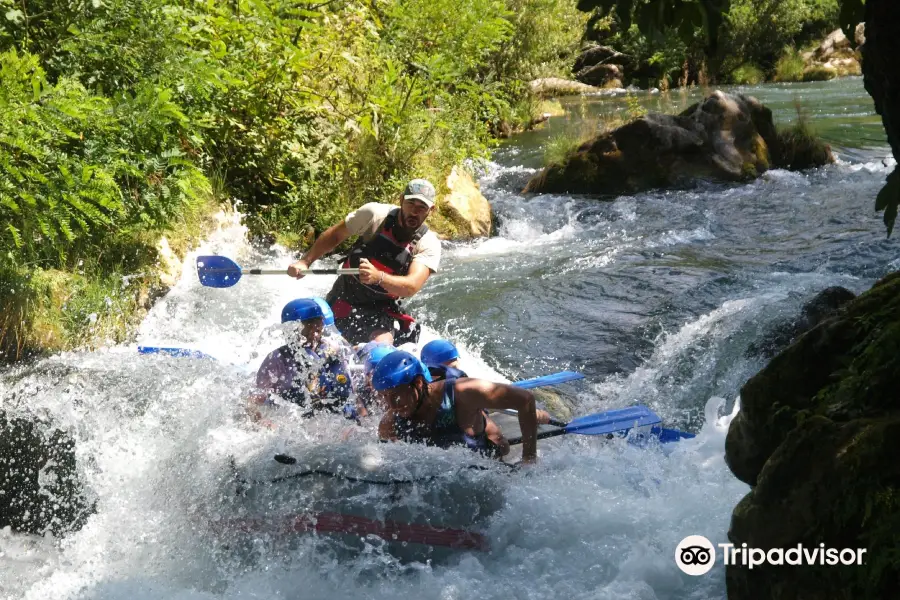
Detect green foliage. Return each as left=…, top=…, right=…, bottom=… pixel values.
left=775, top=106, right=833, bottom=171
left=579, top=0, right=731, bottom=54
left=0, top=48, right=210, bottom=270
left=719, top=0, right=839, bottom=76
left=774, top=47, right=807, bottom=82
left=543, top=131, right=585, bottom=166
left=729, top=62, right=765, bottom=84
left=491, top=0, right=590, bottom=80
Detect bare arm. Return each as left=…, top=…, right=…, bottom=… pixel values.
left=378, top=411, right=398, bottom=441
left=288, top=222, right=352, bottom=277
left=358, top=259, right=433, bottom=298
left=454, top=379, right=540, bottom=463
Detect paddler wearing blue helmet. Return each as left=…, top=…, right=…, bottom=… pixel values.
left=313, top=297, right=355, bottom=364
left=251, top=298, right=353, bottom=416
left=373, top=351, right=551, bottom=463
left=420, top=339, right=467, bottom=381
left=344, top=342, right=396, bottom=420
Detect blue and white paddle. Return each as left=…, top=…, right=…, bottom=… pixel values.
left=507, top=405, right=663, bottom=445
left=511, top=371, right=584, bottom=389
left=197, top=255, right=359, bottom=289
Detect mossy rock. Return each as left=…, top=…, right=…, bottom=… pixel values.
left=774, top=122, right=835, bottom=171
left=725, top=271, right=900, bottom=599
left=524, top=92, right=799, bottom=196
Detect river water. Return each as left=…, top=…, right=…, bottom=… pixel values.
left=1, top=77, right=896, bottom=599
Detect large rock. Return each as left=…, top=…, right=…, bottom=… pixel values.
left=575, top=63, right=624, bottom=87
left=437, top=167, right=492, bottom=239
left=529, top=77, right=601, bottom=97
left=725, top=272, right=900, bottom=599
left=745, top=286, right=856, bottom=359
left=524, top=91, right=832, bottom=196
left=814, top=28, right=851, bottom=61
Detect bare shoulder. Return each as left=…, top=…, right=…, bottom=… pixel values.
left=453, top=377, right=501, bottom=396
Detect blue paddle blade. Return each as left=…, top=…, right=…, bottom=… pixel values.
left=197, top=255, right=242, bottom=288
left=512, top=371, right=584, bottom=390
left=650, top=426, right=696, bottom=444
left=138, top=346, right=216, bottom=360
left=564, top=405, right=662, bottom=435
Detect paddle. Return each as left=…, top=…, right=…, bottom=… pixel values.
left=510, top=371, right=584, bottom=389
left=197, top=255, right=360, bottom=288
left=138, top=344, right=580, bottom=391
left=137, top=345, right=216, bottom=360
left=507, top=405, right=662, bottom=446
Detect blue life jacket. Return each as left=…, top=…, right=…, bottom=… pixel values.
left=275, top=345, right=351, bottom=412
left=427, top=364, right=468, bottom=381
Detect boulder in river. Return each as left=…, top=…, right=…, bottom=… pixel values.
left=524, top=91, right=834, bottom=196
left=437, top=167, right=492, bottom=239
left=745, top=286, right=856, bottom=359
left=725, top=271, right=900, bottom=599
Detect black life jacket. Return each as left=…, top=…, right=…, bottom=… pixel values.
left=327, top=208, right=428, bottom=307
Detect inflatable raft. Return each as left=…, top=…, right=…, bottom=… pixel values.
left=207, top=440, right=511, bottom=564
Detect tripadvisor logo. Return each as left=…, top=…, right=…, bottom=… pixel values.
left=675, top=535, right=868, bottom=575
left=675, top=535, right=716, bottom=576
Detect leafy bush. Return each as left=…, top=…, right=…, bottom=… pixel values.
left=0, top=49, right=209, bottom=269
left=774, top=47, right=807, bottom=82
left=491, top=0, right=589, bottom=81
left=774, top=104, right=832, bottom=170
left=719, top=0, right=839, bottom=76
left=803, top=65, right=838, bottom=81
left=729, top=63, right=765, bottom=85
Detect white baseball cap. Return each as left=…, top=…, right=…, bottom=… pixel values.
left=403, top=179, right=436, bottom=208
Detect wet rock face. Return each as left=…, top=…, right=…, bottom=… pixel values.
left=0, top=410, right=92, bottom=536
left=746, top=286, right=857, bottom=359
left=523, top=91, right=833, bottom=197
left=725, top=272, right=900, bottom=599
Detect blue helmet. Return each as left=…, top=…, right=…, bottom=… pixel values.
left=371, top=350, right=432, bottom=391
left=281, top=298, right=324, bottom=324
left=420, top=339, right=459, bottom=367
left=356, top=341, right=380, bottom=361
left=311, top=297, right=335, bottom=326
left=364, top=344, right=396, bottom=375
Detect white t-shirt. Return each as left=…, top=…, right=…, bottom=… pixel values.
left=344, top=203, right=441, bottom=272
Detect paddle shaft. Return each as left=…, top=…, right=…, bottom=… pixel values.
left=202, top=267, right=361, bottom=275
left=493, top=408, right=566, bottom=428
left=508, top=427, right=607, bottom=446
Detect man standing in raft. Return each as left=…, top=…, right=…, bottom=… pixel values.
left=288, top=179, right=441, bottom=346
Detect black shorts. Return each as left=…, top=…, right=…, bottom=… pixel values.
left=334, top=306, right=394, bottom=345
